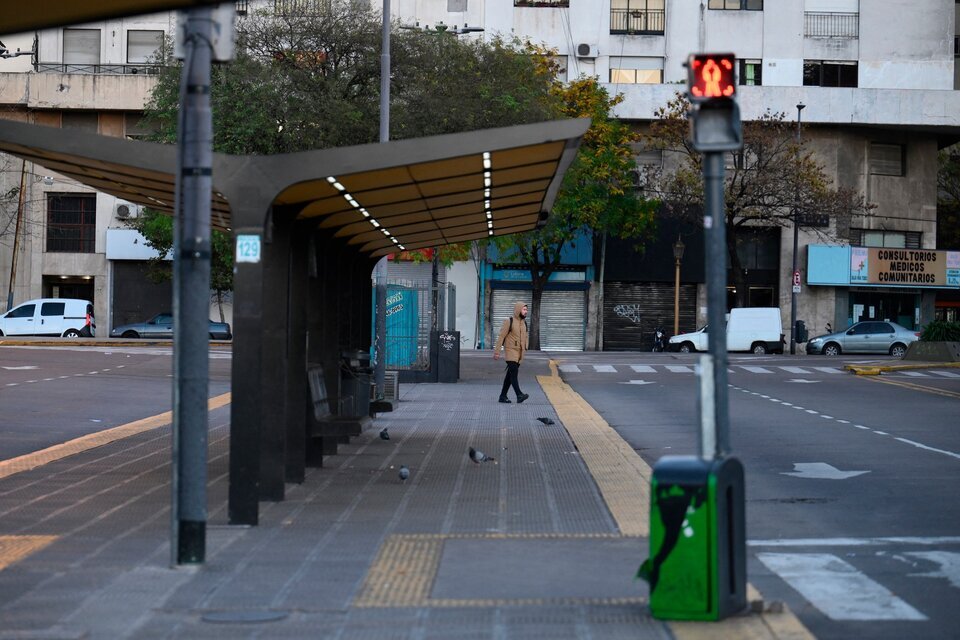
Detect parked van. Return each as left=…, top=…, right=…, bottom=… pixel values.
left=669, top=307, right=784, bottom=354
left=0, top=298, right=95, bottom=337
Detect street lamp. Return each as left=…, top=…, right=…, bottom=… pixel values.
left=789, top=102, right=805, bottom=355
left=672, top=234, right=685, bottom=337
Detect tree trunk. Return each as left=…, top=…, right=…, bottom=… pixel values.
left=727, top=230, right=748, bottom=308
left=530, top=283, right=544, bottom=350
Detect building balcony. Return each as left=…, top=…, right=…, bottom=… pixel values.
left=36, top=62, right=161, bottom=75
left=804, top=12, right=859, bottom=39
left=610, top=8, right=664, bottom=35
left=0, top=72, right=158, bottom=111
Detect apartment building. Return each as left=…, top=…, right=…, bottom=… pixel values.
left=403, top=0, right=960, bottom=347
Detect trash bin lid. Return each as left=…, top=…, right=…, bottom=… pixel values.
left=652, top=455, right=711, bottom=485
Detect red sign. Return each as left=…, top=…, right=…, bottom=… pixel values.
left=793, top=270, right=801, bottom=287
left=688, top=54, right=736, bottom=101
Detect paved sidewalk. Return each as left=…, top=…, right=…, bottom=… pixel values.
left=0, top=350, right=809, bottom=639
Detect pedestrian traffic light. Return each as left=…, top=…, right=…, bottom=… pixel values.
left=686, top=53, right=742, bottom=152
left=688, top=54, right=736, bottom=102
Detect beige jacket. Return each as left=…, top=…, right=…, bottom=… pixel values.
left=495, top=301, right=529, bottom=362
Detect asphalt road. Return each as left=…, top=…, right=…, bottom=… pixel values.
left=0, top=344, right=231, bottom=460
left=550, top=350, right=960, bottom=640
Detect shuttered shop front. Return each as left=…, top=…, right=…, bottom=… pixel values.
left=603, top=282, right=697, bottom=350
left=491, top=288, right=586, bottom=351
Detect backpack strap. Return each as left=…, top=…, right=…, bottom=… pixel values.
left=509, top=317, right=513, bottom=334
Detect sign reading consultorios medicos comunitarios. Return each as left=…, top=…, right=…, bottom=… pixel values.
left=852, top=247, right=960, bottom=287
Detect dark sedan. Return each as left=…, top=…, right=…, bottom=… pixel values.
left=110, top=313, right=232, bottom=340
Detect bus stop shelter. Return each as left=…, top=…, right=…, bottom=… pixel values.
left=0, top=116, right=589, bottom=524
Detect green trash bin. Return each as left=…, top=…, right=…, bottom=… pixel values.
left=637, top=455, right=746, bottom=620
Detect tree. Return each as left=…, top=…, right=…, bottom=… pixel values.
left=642, top=94, right=874, bottom=308
left=937, top=146, right=960, bottom=250
left=124, top=208, right=235, bottom=321
left=492, top=75, right=657, bottom=349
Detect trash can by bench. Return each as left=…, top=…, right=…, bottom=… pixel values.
left=340, top=350, right=371, bottom=417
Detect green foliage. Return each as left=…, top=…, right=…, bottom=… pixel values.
left=919, top=321, right=960, bottom=342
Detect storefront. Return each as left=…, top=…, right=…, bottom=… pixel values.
left=808, top=245, right=960, bottom=329
left=488, top=270, right=589, bottom=352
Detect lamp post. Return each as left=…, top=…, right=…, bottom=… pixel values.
left=672, top=234, right=685, bottom=337
left=789, top=102, right=805, bottom=355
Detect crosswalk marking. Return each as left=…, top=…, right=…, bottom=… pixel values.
left=740, top=366, right=773, bottom=374
left=665, top=365, right=694, bottom=373
left=902, top=371, right=929, bottom=377
left=930, top=370, right=960, bottom=378
left=757, top=553, right=927, bottom=621
left=629, top=365, right=656, bottom=373
left=558, top=364, right=581, bottom=373
left=813, top=367, right=843, bottom=374
left=592, top=365, right=617, bottom=373
left=780, top=366, right=811, bottom=374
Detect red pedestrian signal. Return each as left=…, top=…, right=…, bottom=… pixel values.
left=688, top=54, right=736, bottom=101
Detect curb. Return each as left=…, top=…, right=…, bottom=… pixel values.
left=845, top=361, right=960, bottom=376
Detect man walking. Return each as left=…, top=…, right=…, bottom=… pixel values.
left=494, top=302, right=529, bottom=404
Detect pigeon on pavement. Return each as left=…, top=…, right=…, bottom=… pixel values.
left=398, top=465, right=410, bottom=483
left=379, top=428, right=390, bottom=440
left=536, top=417, right=555, bottom=425
left=469, top=447, right=495, bottom=463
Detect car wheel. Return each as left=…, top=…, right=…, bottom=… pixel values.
left=679, top=342, right=694, bottom=353
left=122, top=330, right=140, bottom=339
left=823, top=343, right=841, bottom=356
left=752, top=343, right=768, bottom=355
left=63, top=329, right=81, bottom=338
left=890, top=343, right=907, bottom=358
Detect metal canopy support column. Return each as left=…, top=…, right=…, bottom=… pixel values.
left=259, top=213, right=292, bottom=501
left=285, top=222, right=309, bottom=484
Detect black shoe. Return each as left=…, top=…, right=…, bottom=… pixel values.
left=517, top=393, right=529, bottom=404
left=499, top=397, right=511, bottom=403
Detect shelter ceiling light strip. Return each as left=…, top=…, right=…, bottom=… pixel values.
left=483, top=152, right=494, bottom=236
left=328, top=175, right=402, bottom=249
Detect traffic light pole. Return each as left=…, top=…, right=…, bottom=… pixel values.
left=702, top=150, right=730, bottom=458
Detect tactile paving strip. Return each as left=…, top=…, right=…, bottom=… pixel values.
left=0, top=535, right=57, bottom=572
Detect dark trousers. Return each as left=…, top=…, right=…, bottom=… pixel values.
left=500, top=361, right=522, bottom=399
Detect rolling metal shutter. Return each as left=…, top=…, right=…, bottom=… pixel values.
left=602, top=282, right=697, bottom=351
left=492, top=289, right=585, bottom=351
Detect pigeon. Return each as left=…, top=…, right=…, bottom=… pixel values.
left=398, top=465, right=409, bottom=483
left=379, top=428, right=390, bottom=440
left=469, top=447, right=495, bottom=463
left=536, top=417, right=555, bottom=425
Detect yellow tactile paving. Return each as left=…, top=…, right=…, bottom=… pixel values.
left=353, top=533, right=646, bottom=608
left=0, top=535, right=58, bottom=572
left=0, top=393, right=231, bottom=481
left=537, top=367, right=651, bottom=537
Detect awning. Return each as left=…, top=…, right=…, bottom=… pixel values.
left=0, top=117, right=588, bottom=255
left=0, top=1, right=224, bottom=35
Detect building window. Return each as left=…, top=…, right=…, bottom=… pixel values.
left=63, top=28, right=100, bottom=67
left=803, top=60, right=857, bottom=87
left=274, top=0, right=330, bottom=15
left=708, top=0, right=763, bottom=10
left=609, top=68, right=663, bottom=84
left=804, top=12, right=859, bottom=38
left=514, top=0, right=569, bottom=6
left=739, top=59, right=762, bottom=85
left=61, top=112, right=98, bottom=133
left=869, top=143, right=905, bottom=176
left=125, top=112, right=159, bottom=140
left=851, top=229, right=921, bottom=249
left=127, top=30, right=163, bottom=64
left=610, top=0, right=665, bottom=35
left=236, top=0, right=250, bottom=14
left=47, top=194, right=97, bottom=253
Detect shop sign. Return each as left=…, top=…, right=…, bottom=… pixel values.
left=850, top=247, right=960, bottom=287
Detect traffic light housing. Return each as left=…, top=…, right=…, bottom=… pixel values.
left=686, top=53, right=742, bottom=152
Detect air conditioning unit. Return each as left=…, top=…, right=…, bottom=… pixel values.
left=115, top=203, right=140, bottom=220
left=576, top=43, right=599, bottom=59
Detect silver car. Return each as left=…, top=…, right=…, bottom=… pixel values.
left=111, top=313, right=232, bottom=340
left=805, top=321, right=919, bottom=357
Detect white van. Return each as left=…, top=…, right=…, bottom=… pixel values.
left=669, top=307, right=784, bottom=354
left=0, top=298, right=95, bottom=337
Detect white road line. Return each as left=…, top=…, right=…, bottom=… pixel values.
left=558, top=365, right=581, bottom=373
left=904, top=551, right=960, bottom=589
left=813, top=367, right=843, bottom=374
left=854, top=425, right=869, bottom=429
left=894, top=437, right=960, bottom=461
left=665, top=365, right=693, bottom=373
left=630, top=365, right=656, bottom=373
left=930, top=370, right=960, bottom=378
left=757, top=552, right=927, bottom=621
left=874, top=431, right=888, bottom=435
left=780, top=366, right=811, bottom=374
left=805, top=409, right=818, bottom=414
left=749, top=536, right=960, bottom=547
left=902, top=371, right=929, bottom=377
left=821, top=415, right=833, bottom=419
left=740, top=366, right=773, bottom=374
left=592, top=365, right=617, bottom=373
left=837, top=419, right=850, bottom=424
left=5, top=383, right=17, bottom=387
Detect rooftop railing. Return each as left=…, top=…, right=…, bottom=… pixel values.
left=610, top=8, right=665, bottom=35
